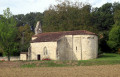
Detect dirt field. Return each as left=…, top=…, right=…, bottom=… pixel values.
left=0, top=63, right=120, bottom=77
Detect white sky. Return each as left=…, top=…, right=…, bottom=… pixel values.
left=0, top=0, right=120, bottom=15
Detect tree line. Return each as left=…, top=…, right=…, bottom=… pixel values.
left=0, top=0, right=120, bottom=60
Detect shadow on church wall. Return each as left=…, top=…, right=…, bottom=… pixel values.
left=57, top=36, right=78, bottom=60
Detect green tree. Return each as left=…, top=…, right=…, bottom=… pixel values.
left=18, top=24, right=34, bottom=52
left=91, top=3, right=114, bottom=31
left=43, top=0, right=96, bottom=32
left=113, top=3, right=120, bottom=25
left=107, top=25, right=120, bottom=52
left=13, top=12, right=43, bottom=31
left=3, top=8, right=12, bottom=19
left=91, top=3, right=116, bottom=53
left=13, top=14, right=25, bottom=27
left=0, top=8, right=17, bottom=61
left=107, top=3, right=120, bottom=52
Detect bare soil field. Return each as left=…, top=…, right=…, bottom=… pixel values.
left=0, top=61, right=120, bottom=77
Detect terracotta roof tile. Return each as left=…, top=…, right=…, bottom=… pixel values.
left=31, top=30, right=96, bottom=43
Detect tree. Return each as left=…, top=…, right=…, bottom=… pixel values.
left=91, top=3, right=114, bottom=31
left=90, top=3, right=116, bottom=53
left=13, top=14, right=25, bottom=27
left=113, top=2, right=120, bottom=25
left=3, top=8, right=12, bottom=19
left=107, top=25, right=120, bottom=52
left=107, top=3, right=120, bottom=52
left=43, top=0, right=96, bottom=32
left=0, top=8, right=17, bottom=61
left=18, top=24, right=34, bottom=52
left=13, top=12, right=43, bottom=31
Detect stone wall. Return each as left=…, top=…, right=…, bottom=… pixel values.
left=57, top=36, right=66, bottom=60
left=57, top=35, right=98, bottom=60
left=72, top=35, right=82, bottom=60
left=65, top=35, right=74, bottom=60
left=20, top=54, right=27, bottom=60
left=31, top=42, right=57, bottom=60
left=72, top=35, right=98, bottom=60
left=81, top=35, right=98, bottom=60
left=0, top=56, right=20, bottom=61
left=57, top=35, right=79, bottom=60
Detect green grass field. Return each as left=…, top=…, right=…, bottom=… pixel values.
left=78, top=53, right=120, bottom=66
left=21, top=53, right=120, bottom=68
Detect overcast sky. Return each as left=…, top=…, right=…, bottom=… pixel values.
left=0, top=0, right=120, bottom=15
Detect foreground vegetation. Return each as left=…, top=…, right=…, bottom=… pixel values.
left=21, top=53, right=120, bottom=68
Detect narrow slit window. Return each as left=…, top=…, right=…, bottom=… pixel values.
left=76, top=46, right=77, bottom=52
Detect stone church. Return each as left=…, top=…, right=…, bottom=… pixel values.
left=20, top=21, right=98, bottom=60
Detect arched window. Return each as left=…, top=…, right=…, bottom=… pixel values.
left=43, top=46, right=48, bottom=55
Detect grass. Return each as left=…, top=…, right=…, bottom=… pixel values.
left=21, top=53, right=120, bottom=68
left=21, top=61, right=68, bottom=68
left=39, top=61, right=67, bottom=67
left=78, top=53, right=120, bottom=66
left=21, top=63, right=36, bottom=68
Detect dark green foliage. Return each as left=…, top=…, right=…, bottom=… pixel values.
left=114, top=8, right=120, bottom=25
left=113, top=2, right=120, bottom=12
left=43, top=1, right=96, bottom=32
left=91, top=3, right=114, bottom=31
left=17, top=24, right=34, bottom=52
left=13, top=14, right=25, bottom=27
left=98, top=32, right=111, bottom=53
left=14, top=12, right=43, bottom=30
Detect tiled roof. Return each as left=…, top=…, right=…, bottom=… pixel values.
left=31, top=30, right=96, bottom=43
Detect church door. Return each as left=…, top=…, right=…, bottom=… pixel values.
left=37, top=54, right=41, bottom=60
